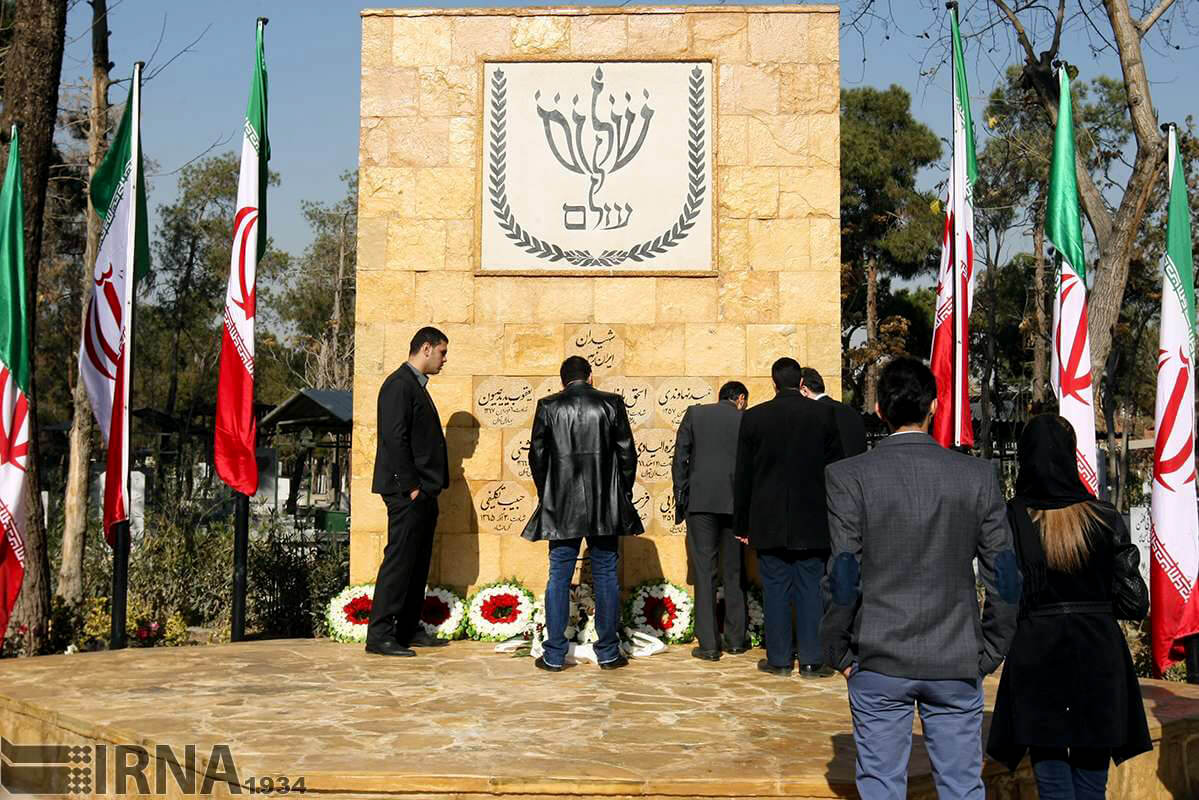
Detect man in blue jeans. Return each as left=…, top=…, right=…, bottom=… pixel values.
left=821, top=358, right=1020, bottom=798
left=521, top=356, right=643, bottom=671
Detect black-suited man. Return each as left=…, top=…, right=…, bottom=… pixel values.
left=734, top=358, right=844, bottom=677
left=672, top=381, right=749, bottom=661
left=366, top=327, right=451, bottom=656
left=800, top=367, right=867, bottom=458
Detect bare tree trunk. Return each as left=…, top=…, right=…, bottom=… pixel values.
left=1, top=0, right=69, bottom=652
left=58, top=0, right=110, bottom=606
left=1032, top=195, right=1048, bottom=406
left=863, top=256, right=879, bottom=413
left=1101, top=348, right=1122, bottom=505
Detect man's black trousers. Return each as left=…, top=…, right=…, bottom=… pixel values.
left=685, top=512, right=747, bottom=652
left=367, top=493, right=439, bottom=645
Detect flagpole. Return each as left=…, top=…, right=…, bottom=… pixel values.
left=110, top=61, right=143, bottom=650
left=946, top=2, right=962, bottom=448
left=230, top=17, right=267, bottom=643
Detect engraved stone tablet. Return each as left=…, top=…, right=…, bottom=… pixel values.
left=504, top=429, right=533, bottom=482
left=534, top=377, right=561, bottom=401
left=482, top=62, right=714, bottom=272
left=632, top=482, right=652, bottom=531
left=635, top=428, right=676, bottom=485
left=656, top=378, right=716, bottom=427
left=655, top=490, right=686, bottom=536
left=474, top=481, right=534, bottom=535
left=599, top=376, right=654, bottom=429
left=567, top=324, right=624, bottom=375
left=475, top=377, right=535, bottom=428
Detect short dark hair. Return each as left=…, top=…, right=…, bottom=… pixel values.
left=409, top=326, right=448, bottom=355
left=560, top=356, right=592, bottom=386
left=800, top=367, right=825, bottom=394
left=719, top=381, right=748, bottom=402
left=878, top=357, right=937, bottom=429
left=771, top=357, right=803, bottom=390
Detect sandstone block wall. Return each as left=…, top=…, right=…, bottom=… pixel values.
left=354, top=5, right=841, bottom=595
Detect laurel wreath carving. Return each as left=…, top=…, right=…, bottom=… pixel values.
left=488, top=66, right=707, bottom=268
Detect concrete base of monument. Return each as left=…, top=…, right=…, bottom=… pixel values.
left=0, top=640, right=1196, bottom=799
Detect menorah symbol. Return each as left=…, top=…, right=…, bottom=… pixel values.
left=535, top=66, right=655, bottom=232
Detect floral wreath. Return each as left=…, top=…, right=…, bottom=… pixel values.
left=327, top=583, right=375, bottom=643
left=467, top=579, right=536, bottom=641
left=420, top=585, right=467, bottom=640
left=624, top=580, right=694, bottom=644
left=530, top=583, right=595, bottom=645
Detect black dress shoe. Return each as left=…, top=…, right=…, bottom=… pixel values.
left=691, top=647, right=721, bottom=661
left=598, top=654, right=629, bottom=670
left=408, top=630, right=450, bottom=648
left=799, top=663, right=834, bottom=679
left=534, top=656, right=566, bottom=672
left=723, top=642, right=750, bottom=655
left=365, top=639, right=416, bottom=657
left=757, top=658, right=792, bottom=676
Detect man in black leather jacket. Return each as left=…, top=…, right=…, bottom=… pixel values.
left=521, top=356, right=642, bottom=671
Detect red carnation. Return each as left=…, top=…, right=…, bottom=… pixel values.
left=422, top=595, right=451, bottom=626
left=642, top=595, right=678, bottom=633
left=481, top=592, right=521, bottom=624
left=343, top=594, right=373, bottom=625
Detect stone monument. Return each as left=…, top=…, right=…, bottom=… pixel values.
left=354, top=5, right=841, bottom=595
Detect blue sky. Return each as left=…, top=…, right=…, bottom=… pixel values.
left=63, top=1, right=1199, bottom=262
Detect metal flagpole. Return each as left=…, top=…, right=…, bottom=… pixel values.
left=947, top=1, right=963, bottom=448
left=110, top=61, right=143, bottom=650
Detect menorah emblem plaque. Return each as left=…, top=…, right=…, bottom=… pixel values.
left=482, top=61, right=713, bottom=272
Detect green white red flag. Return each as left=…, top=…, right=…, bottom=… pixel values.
left=0, top=126, right=30, bottom=636
left=79, top=66, right=149, bottom=544
left=1150, top=124, right=1199, bottom=675
left=215, top=19, right=268, bottom=496
left=1047, top=66, right=1099, bottom=494
left=930, top=5, right=976, bottom=448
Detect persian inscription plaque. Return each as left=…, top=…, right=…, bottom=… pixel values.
left=475, top=377, right=535, bottom=428
left=474, top=481, right=534, bottom=535
left=656, top=378, right=715, bottom=426
left=635, top=428, right=676, bottom=485
left=599, top=376, right=654, bottom=429
left=482, top=62, right=714, bottom=272
left=568, top=324, right=624, bottom=374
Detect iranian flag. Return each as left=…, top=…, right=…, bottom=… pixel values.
left=214, top=19, right=268, bottom=496
left=1047, top=66, right=1099, bottom=495
left=930, top=4, right=976, bottom=448
left=0, top=126, right=30, bottom=636
left=1150, top=124, right=1199, bottom=675
left=79, top=66, right=148, bottom=544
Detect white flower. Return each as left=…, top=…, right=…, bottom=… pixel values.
left=420, top=586, right=467, bottom=639
left=625, top=580, right=695, bottom=644
left=467, top=582, right=535, bottom=641
left=326, top=584, right=376, bottom=643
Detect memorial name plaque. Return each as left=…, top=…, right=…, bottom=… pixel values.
left=635, top=428, right=676, bottom=484
left=482, top=61, right=714, bottom=273
left=475, top=481, right=534, bottom=535
left=568, top=324, right=624, bottom=374
left=656, top=490, right=685, bottom=536
left=475, top=377, right=535, bottom=428
left=656, top=378, right=715, bottom=426
left=504, top=429, right=533, bottom=482
left=632, top=483, right=652, bottom=531
left=600, top=376, right=654, bottom=429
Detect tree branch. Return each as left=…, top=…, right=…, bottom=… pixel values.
left=992, top=0, right=1040, bottom=63
left=1137, top=0, right=1176, bottom=36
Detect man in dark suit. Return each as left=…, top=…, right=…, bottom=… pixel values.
left=366, top=327, right=451, bottom=657
left=672, top=381, right=749, bottom=661
left=821, top=358, right=1020, bottom=798
left=522, top=356, right=642, bottom=672
left=800, top=367, right=867, bottom=457
left=734, top=358, right=843, bottom=677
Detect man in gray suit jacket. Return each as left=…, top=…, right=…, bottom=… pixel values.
left=821, top=358, right=1020, bottom=800
left=672, top=381, right=749, bottom=660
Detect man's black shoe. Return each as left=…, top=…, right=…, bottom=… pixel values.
left=534, top=656, right=566, bottom=672
left=723, top=641, right=750, bottom=655
left=799, top=663, right=834, bottom=679
left=757, top=658, right=792, bottom=676
left=599, top=654, right=629, bottom=670
left=691, top=647, right=721, bottom=661
left=365, top=639, right=415, bottom=657
left=408, top=630, right=450, bottom=648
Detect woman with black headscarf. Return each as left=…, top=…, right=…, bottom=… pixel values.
left=986, top=414, right=1150, bottom=799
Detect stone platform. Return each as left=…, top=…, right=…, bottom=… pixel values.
left=1, top=640, right=1197, bottom=799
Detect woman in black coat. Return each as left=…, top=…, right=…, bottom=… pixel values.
left=987, top=414, right=1151, bottom=799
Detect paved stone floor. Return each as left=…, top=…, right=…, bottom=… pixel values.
left=1, top=640, right=1197, bottom=798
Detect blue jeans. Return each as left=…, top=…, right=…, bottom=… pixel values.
left=848, top=669, right=984, bottom=800
left=757, top=548, right=824, bottom=666
left=1030, top=747, right=1109, bottom=800
left=543, top=536, right=621, bottom=667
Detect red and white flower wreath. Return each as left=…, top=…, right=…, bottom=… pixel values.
left=420, top=585, right=467, bottom=640
left=326, top=583, right=375, bottom=643
left=466, top=580, right=535, bottom=641
left=625, top=580, right=694, bottom=644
